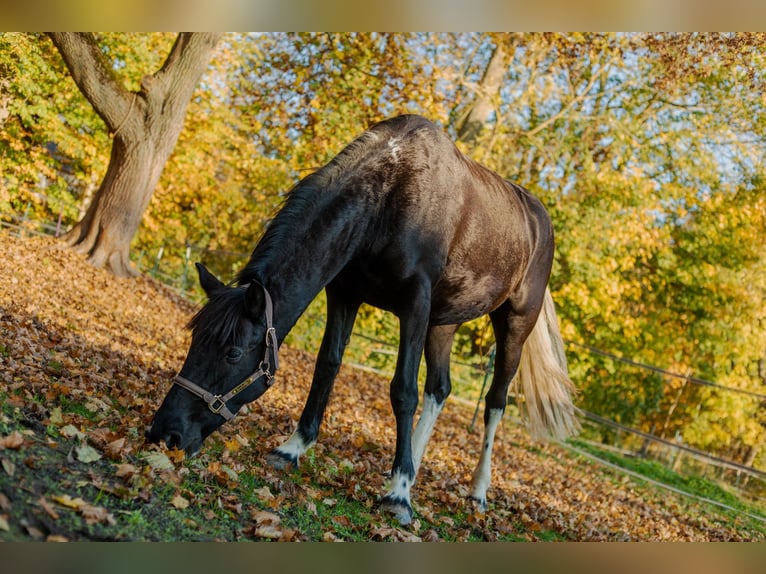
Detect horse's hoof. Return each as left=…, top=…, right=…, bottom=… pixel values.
left=380, top=496, right=413, bottom=525
left=467, top=495, right=487, bottom=513
left=266, top=449, right=297, bottom=470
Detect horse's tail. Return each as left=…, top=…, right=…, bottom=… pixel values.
left=513, top=286, right=581, bottom=441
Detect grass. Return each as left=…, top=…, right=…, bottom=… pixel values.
left=3, top=375, right=766, bottom=542
left=567, top=438, right=766, bottom=536
left=0, top=394, right=568, bottom=543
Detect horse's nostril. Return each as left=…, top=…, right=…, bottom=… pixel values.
left=145, top=425, right=160, bottom=444
left=166, top=431, right=183, bottom=449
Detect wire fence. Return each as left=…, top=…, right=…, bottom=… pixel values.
left=3, top=205, right=766, bottom=515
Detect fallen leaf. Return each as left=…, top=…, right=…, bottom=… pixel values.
left=52, top=494, right=87, bottom=510
left=253, top=486, right=274, bottom=501
left=332, top=515, right=351, bottom=527
left=254, top=524, right=283, bottom=540
left=49, top=407, right=64, bottom=425
left=38, top=497, right=60, bottom=520
left=167, top=448, right=186, bottom=464
left=0, top=431, right=24, bottom=450
left=251, top=510, right=281, bottom=525
left=422, top=529, right=441, bottom=542
left=0, top=515, right=8, bottom=532
left=278, top=528, right=299, bottom=542
left=1, top=458, right=15, bottom=477
left=104, top=437, right=127, bottom=458
left=79, top=503, right=116, bottom=526
left=141, top=451, right=174, bottom=471
left=59, top=425, right=85, bottom=441
left=75, top=444, right=102, bottom=463
left=84, top=397, right=109, bottom=414
left=115, top=463, right=138, bottom=479
left=22, top=521, right=45, bottom=539
left=46, top=535, right=69, bottom=542
left=170, top=495, right=190, bottom=509
left=221, top=464, right=238, bottom=482
left=370, top=525, right=422, bottom=542
left=223, top=437, right=242, bottom=453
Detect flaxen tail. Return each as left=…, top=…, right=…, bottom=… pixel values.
left=513, top=287, right=580, bottom=441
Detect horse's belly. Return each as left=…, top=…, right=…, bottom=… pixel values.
left=429, top=272, right=511, bottom=325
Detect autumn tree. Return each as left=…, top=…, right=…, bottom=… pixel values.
left=47, top=32, right=221, bottom=277
left=0, top=33, right=104, bottom=224
left=453, top=33, right=515, bottom=145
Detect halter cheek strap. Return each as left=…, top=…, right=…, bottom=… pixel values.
left=172, top=282, right=279, bottom=421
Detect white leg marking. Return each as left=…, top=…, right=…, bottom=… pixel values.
left=470, top=408, right=504, bottom=506
left=381, top=469, right=415, bottom=524
left=275, top=430, right=314, bottom=461
left=411, top=393, right=444, bottom=475
left=385, top=470, right=414, bottom=505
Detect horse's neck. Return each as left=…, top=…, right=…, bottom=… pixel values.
left=243, top=189, right=368, bottom=341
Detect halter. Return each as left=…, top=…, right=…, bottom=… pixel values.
left=172, top=282, right=279, bottom=422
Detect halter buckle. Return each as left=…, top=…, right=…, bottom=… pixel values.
left=208, top=395, right=226, bottom=414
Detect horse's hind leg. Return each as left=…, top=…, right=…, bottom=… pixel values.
left=411, top=323, right=458, bottom=475
left=469, top=302, right=536, bottom=511
left=267, top=286, right=359, bottom=469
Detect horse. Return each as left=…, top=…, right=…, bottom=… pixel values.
left=146, top=114, right=579, bottom=525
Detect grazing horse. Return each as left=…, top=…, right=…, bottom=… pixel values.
left=146, top=114, right=579, bottom=524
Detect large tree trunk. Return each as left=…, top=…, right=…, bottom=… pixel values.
left=47, top=33, right=221, bottom=277
left=456, top=37, right=514, bottom=145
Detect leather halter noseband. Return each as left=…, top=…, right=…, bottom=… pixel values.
left=172, top=282, right=279, bottom=422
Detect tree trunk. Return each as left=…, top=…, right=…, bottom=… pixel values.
left=456, top=38, right=513, bottom=145
left=47, top=33, right=221, bottom=277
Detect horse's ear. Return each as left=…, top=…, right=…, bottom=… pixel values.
left=196, top=263, right=225, bottom=297
left=244, top=283, right=265, bottom=319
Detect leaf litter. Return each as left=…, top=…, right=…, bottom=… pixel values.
left=0, top=234, right=763, bottom=541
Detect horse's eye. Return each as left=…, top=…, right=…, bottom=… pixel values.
left=226, top=347, right=244, bottom=363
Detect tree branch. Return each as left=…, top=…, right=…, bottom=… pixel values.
left=46, top=33, right=133, bottom=132
left=153, top=33, right=222, bottom=108
left=523, top=57, right=618, bottom=139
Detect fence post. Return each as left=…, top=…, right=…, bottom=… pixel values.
left=180, top=242, right=191, bottom=295
left=55, top=209, right=64, bottom=237
left=151, top=246, right=164, bottom=277
left=18, top=202, right=31, bottom=237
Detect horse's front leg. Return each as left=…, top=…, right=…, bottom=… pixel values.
left=380, top=281, right=431, bottom=525
left=267, top=287, right=359, bottom=469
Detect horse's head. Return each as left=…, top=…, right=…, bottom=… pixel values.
left=146, top=263, right=278, bottom=456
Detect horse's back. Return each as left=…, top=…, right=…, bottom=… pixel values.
left=329, top=115, right=554, bottom=323
left=368, top=116, right=555, bottom=323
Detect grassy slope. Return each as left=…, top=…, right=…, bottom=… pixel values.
left=0, top=234, right=764, bottom=542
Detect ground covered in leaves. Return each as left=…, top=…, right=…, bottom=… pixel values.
left=0, top=233, right=764, bottom=542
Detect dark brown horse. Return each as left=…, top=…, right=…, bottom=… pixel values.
left=146, top=114, right=579, bottom=524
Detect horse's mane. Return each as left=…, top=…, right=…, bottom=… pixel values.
left=235, top=120, right=398, bottom=285
left=187, top=287, right=252, bottom=349
left=192, top=115, right=434, bottom=345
